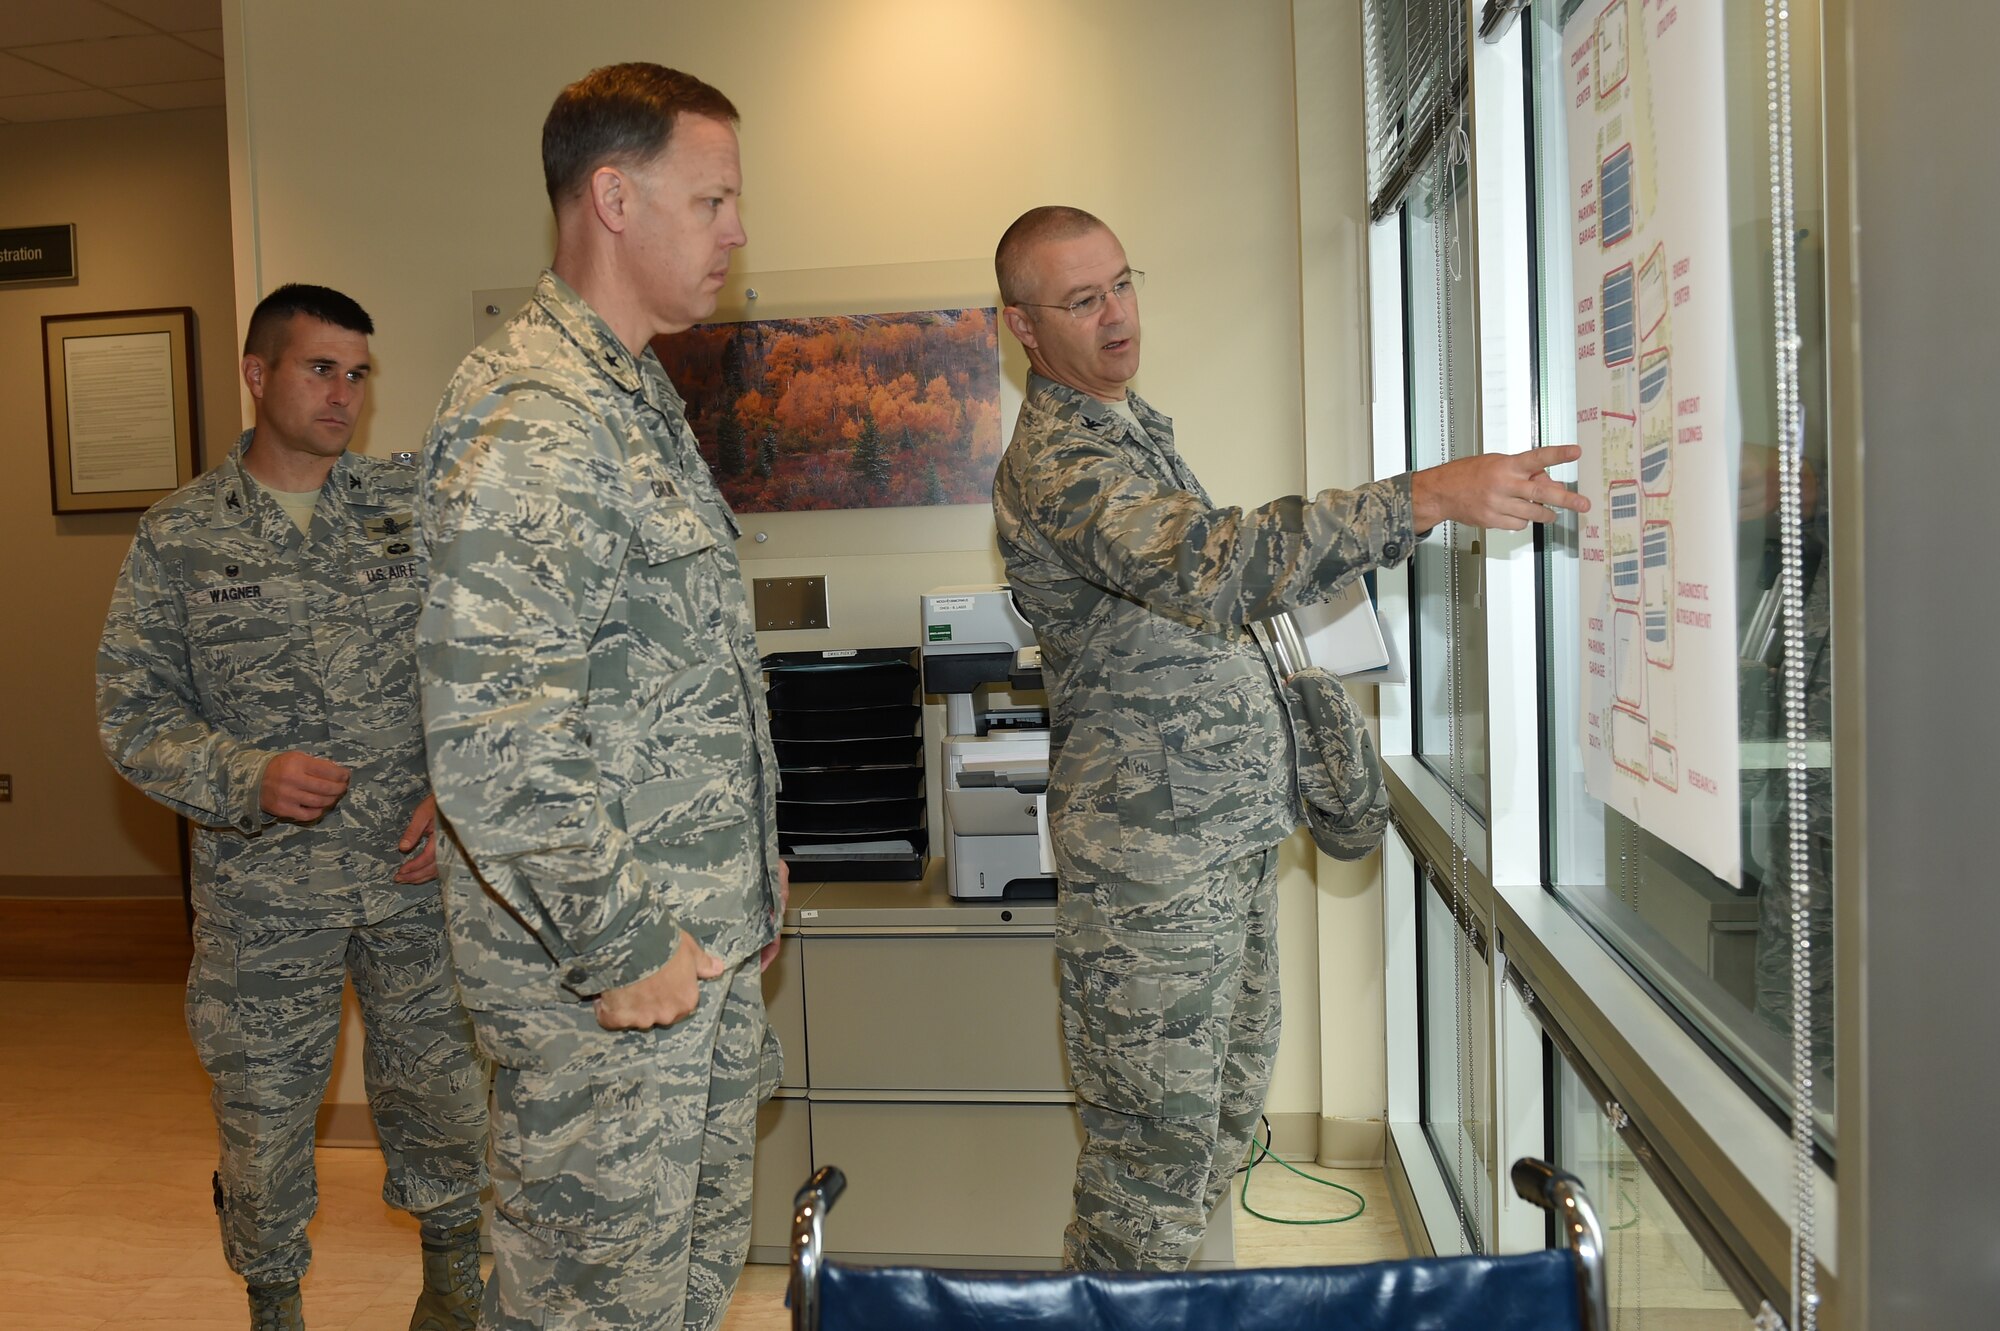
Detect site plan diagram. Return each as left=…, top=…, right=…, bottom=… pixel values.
left=1568, top=0, right=1743, bottom=886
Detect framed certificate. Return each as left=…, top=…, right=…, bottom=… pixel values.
left=43, top=307, right=200, bottom=514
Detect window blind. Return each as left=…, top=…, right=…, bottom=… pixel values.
left=1363, top=0, right=1470, bottom=221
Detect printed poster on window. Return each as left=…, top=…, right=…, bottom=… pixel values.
left=1568, top=0, right=1742, bottom=886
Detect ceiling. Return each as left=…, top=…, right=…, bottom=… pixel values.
left=0, top=0, right=222, bottom=125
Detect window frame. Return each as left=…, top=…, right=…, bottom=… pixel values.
left=1371, top=0, right=1840, bottom=1296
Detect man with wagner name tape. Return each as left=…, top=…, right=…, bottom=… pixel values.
left=97, top=283, right=487, bottom=1331
left=991, top=207, right=1589, bottom=1271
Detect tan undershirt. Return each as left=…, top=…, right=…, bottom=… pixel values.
left=265, top=485, right=320, bottom=534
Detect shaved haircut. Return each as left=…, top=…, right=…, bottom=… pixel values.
left=243, top=283, right=373, bottom=363
left=996, top=205, right=1109, bottom=307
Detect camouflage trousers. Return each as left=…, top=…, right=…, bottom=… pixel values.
left=185, top=897, right=488, bottom=1285
left=1056, top=847, right=1280, bottom=1271
left=476, top=956, right=780, bottom=1331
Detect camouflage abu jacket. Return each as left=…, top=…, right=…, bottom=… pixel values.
left=97, top=430, right=435, bottom=927
left=991, top=374, right=1416, bottom=883
left=418, top=270, right=779, bottom=1014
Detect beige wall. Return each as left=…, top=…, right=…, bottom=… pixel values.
left=0, top=107, right=239, bottom=892
left=228, top=0, right=1345, bottom=1116
left=1295, top=0, right=1390, bottom=1165
left=225, top=0, right=1311, bottom=538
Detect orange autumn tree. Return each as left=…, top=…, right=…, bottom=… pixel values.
left=654, top=308, right=1002, bottom=513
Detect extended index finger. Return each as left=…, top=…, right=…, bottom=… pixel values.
left=1516, top=444, right=1582, bottom=470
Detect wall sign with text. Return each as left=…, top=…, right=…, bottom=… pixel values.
left=1, top=224, right=78, bottom=285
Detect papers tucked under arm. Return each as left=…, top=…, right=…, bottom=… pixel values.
left=1286, top=577, right=1405, bottom=683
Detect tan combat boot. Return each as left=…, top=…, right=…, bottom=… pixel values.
left=409, top=1220, right=483, bottom=1331
left=247, top=1280, right=304, bottom=1331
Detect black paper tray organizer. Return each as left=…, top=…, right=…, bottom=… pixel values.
left=777, top=765, right=922, bottom=802
left=778, top=828, right=932, bottom=882
left=777, top=797, right=926, bottom=836
left=773, top=735, right=923, bottom=770
left=769, top=704, right=921, bottom=742
left=764, top=646, right=920, bottom=708
left=763, top=647, right=926, bottom=882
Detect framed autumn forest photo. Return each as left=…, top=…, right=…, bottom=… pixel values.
left=654, top=306, right=1002, bottom=514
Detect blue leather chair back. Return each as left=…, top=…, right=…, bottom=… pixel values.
left=818, top=1248, right=1583, bottom=1331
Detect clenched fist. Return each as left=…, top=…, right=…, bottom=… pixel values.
left=261, top=751, right=350, bottom=823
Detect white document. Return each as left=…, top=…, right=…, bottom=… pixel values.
left=790, top=838, right=914, bottom=857
left=1291, top=579, right=1397, bottom=680
left=64, top=332, right=179, bottom=493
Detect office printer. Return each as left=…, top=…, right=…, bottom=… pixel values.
left=920, top=585, right=1056, bottom=901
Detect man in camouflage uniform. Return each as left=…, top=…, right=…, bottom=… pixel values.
left=97, top=284, right=488, bottom=1329
left=417, top=64, right=782, bottom=1331
left=990, top=207, right=1588, bottom=1270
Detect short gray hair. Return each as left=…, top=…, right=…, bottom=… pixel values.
left=995, top=205, right=1109, bottom=306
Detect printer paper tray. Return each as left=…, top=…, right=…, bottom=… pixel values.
left=944, top=786, right=1045, bottom=837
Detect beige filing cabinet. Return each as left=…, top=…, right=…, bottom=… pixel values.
left=748, top=862, right=1233, bottom=1269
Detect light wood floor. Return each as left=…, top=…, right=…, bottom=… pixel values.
left=0, top=980, right=1405, bottom=1329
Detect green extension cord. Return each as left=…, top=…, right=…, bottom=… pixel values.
left=1606, top=1186, right=1640, bottom=1232
left=1238, top=1133, right=1368, bottom=1226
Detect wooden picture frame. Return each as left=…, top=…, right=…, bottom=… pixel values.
left=43, top=306, right=200, bottom=514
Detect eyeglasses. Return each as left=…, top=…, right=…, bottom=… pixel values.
left=1016, top=271, right=1145, bottom=320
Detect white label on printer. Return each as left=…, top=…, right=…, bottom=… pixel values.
left=820, top=649, right=857, bottom=658
left=929, top=596, right=973, bottom=612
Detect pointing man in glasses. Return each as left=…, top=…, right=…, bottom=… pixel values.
left=991, top=205, right=1587, bottom=1271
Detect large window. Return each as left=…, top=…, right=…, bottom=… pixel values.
left=1544, top=1021, right=1777, bottom=1326
left=1367, top=0, right=1836, bottom=1300
left=1366, top=0, right=1503, bottom=1266
left=1417, top=870, right=1490, bottom=1250
left=1404, top=156, right=1489, bottom=818
left=1526, top=0, right=1835, bottom=1140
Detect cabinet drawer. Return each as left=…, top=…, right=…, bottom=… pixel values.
left=748, top=1094, right=811, bottom=1257
left=804, top=934, right=1066, bottom=1092
left=803, top=1099, right=1233, bottom=1265
left=808, top=1099, right=1082, bottom=1262
left=762, top=935, right=806, bottom=1091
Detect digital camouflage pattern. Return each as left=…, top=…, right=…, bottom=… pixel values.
left=418, top=270, right=779, bottom=1009
left=1271, top=658, right=1391, bottom=861
left=98, top=431, right=486, bottom=1285
left=479, top=962, right=777, bottom=1331
left=186, top=901, right=487, bottom=1285
left=1058, top=850, right=1280, bottom=1270
left=991, top=374, right=1415, bottom=886
left=418, top=270, right=780, bottom=1331
left=992, top=373, right=1418, bottom=1271
left=99, top=431, right=439, bottom=928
